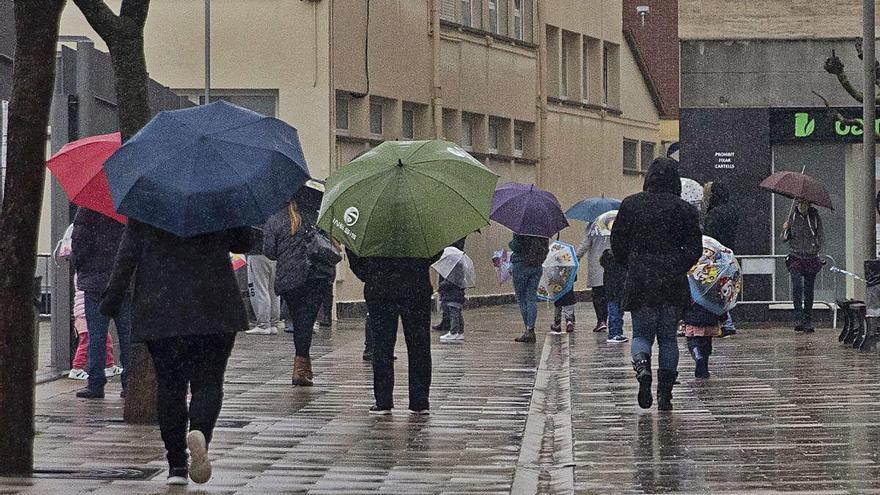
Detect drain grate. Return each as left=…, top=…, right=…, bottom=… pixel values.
left=32, top=467, right=162, bottom=480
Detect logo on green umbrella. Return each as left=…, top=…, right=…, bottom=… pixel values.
left=344, top=207, right=360, bottom=226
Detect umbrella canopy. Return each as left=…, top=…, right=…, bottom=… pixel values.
left=46, top=132, right=127, bottom=224
left=538, top=241, right=580, bottom=302
left=104, top=100, right=310, bottom=237
left=432, top=247, right=477, bottom=288
left=491, top=183, right=569, bottom=237
left=317, top=140, right=498, bottom=258
left=680, top=177, right=703, bottom=206
left=589, top=209, right=617, bottom=237
left=565, top=196, right=621, bottom=223
left=688, top=236, right=742, bottom=315
left=759, top=171, right=833, bottom=210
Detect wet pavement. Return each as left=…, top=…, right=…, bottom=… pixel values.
left=3, top=304, right=880, bottom=493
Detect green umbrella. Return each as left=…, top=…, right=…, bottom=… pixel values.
left=317, top=140, right=498, bottom=257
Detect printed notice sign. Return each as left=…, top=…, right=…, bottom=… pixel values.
left=714, top=151, right=735, bottom=170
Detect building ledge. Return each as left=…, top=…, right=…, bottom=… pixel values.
left=440, top=19, right=538, bottom=50
left=623, top=168, right=646, bottom=176
left=547, top=96, right=623, bottom=116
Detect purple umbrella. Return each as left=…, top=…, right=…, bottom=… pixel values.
left=490, top=182, right=569, bottom=237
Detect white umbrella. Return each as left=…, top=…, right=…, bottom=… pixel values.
left=680, top=177, right=703, bottom=206
left=432, top=247, right=477, bottom=288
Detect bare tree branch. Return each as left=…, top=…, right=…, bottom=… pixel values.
left=120, top=0, right=150, bottom=28
left=72, top=0, right=120, bottom=43
left=813, top=90, right=880, bottom=139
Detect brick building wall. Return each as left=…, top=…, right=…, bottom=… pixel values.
left=680, top=0, right=880, bottom=40
left=623, top=0, right=679, bottom=119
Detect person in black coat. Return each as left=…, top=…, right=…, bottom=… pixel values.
left=611, top=157, right=702, bottom=412
left=703, top=181, right=740, bottom=336
left=70, top=208, right=131, bottom=399
left=101, top=220, right=252, bottom=485
left=263, top=199, right=337, bottom=386
left=347, top=248, right=441, bottom=414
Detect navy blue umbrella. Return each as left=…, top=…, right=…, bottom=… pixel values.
left=565, top=196, right=621, bottom=223
left=105, top=101, right=310, bottom=237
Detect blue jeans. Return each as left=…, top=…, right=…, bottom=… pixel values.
left=512, top=263, right=543, bottom=330
left=631, top=305, right=680, bottom=371
left=722, top=313, right=736, bottom=332
left=607, top=301, right=624, bottom=338
left=84, top=291, right=132, bottom=392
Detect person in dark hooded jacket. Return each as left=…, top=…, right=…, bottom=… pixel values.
left=611, top=157, right=702, bottom=412
left=702, top=181, right=739, bottom=336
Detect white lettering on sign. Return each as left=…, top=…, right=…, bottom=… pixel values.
left=713, top=151, right=735, bottom=169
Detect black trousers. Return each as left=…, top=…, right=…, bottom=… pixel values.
left=592, top=285, right=608, bottom=324
left=366, top=294, right=432, bottom=411
left=146, top=333, right=236, bottom=469
left=316, top=282, right=333, bottom=326
left=281, top=283, right=327, bottom=359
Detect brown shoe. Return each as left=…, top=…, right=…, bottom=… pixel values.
left=292, top=356, right=313, bottom=386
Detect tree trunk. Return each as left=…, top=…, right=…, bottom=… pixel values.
left=0, top=0, right=66, bottom=476
left=73, top=0, right=156, bottom=424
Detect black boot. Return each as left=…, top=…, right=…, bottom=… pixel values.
left=632, top=353, right=652, bottom=409
left=688, top=338, right=709, bottom=379
left=657, top=369, right=678, bottom=411
left=515, top=328, right=537, bottom=343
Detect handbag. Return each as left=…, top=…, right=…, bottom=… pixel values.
left=306, top=227, right=342, bottom=267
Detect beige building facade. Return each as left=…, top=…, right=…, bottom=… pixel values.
left=60, top=0, right=661, bottom=306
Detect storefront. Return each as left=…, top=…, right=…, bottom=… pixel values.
left=681, top=106, right=877, bottom=320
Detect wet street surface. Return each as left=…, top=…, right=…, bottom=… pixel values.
left=4, top=305, right=880, bottom=493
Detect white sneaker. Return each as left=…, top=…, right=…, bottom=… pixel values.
left=274, top=321, right=285, bottom=333
left=453, top=333, right=465, bottom=342
left=68, top=368, right=88, bottom=380
left=186, top=430, right=212, bottom=484
left=409, top=409, right=430, bottom=415
left=245, top=327, right=273, bottom=335
left=440, top=332, right=463, bottom=344
left=104, top=365, right=123, bottom=377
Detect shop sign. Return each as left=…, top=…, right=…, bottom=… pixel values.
left=770, top=107, right=877, bottom=143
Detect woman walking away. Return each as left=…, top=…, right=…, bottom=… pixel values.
left=703, top=181, right=739, bottom=337
left=611, top=157, right=702, bottom=411
left=101, top=220, right=253, bottom=485
left=783, top=199, right=824, bottom=333
left=510, top=234, right=550, bottom=343
left=348, top=248, right=441, bottom=415
left=264, top=197, right=339, bottom=386
left=576, top=223, right=611, bottom=333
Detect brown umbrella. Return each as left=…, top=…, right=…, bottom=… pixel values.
left=759, top=171, right=833, bottom=210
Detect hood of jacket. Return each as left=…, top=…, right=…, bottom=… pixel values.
left=643, top=157, right=682, bottom=196
left=707, top=182, right=730, bottom=211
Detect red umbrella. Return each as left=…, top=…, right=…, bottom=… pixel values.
left=47, top=132, right=127, bottom=223
left=759, top=171, right=833, bottom=210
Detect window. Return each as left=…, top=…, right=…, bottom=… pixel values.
left=461, top=118, right=474, bottom=149
left=513, top=0, right=524, bottom=40
left=582, top=42, right=590, bottom=102
left=402, top=108, right=415, bottom=139
left=641, top=142, right=656, bottom=170
left=197, top=92, right=277, bottom=116
left=623, top=139, right=639, bottom=172
left=335, top=94, right=349, bottom=131
left=461, top=0, right=472, bottom=26
left=513, top=127, right=524, bottom=157
left=560, top=40, right=569, bottom=98
left=370, top=101, right=383, bottom=136
left=488, top=120, right=499, bottom=152
left=488, top=0, right=498, bottom=34
left=603, top=45, right=610, bottom=105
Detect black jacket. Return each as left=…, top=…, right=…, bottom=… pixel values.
left=600, top=249, right=626, bottom=303
left=703, top=182, right=739, bottom=251
left=611, top=158, right=703, bottom=312
left=347, top=248, right=441, bottom=301
left=263, top=205, right=335, bottom=294
left=70, top=208, right=126, bottom=293
left=100, top=220, right=253, bottom=342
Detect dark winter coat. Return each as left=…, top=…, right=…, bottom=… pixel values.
left=611, top=157, right=703, bottom=312
left=784, top=206, right=824, bottom=258
left=703, top=182, right=739, bottom=251
left=247, top=226, right=265, bottom=256
left=509, top=234, right=549, bottom=266
left=347, top=248, right=441, bottom=302
left=683, top=302, right=727, bottom=327
left=70, top=208, right=126, bottom=293
left=263, top=205, right=335, bottom=295
left=100, top=220, right=253, bottom=342
left=600, top=249, right=626, bottom=303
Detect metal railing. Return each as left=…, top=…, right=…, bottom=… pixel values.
left=735, top=254, right=841, bottom=327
